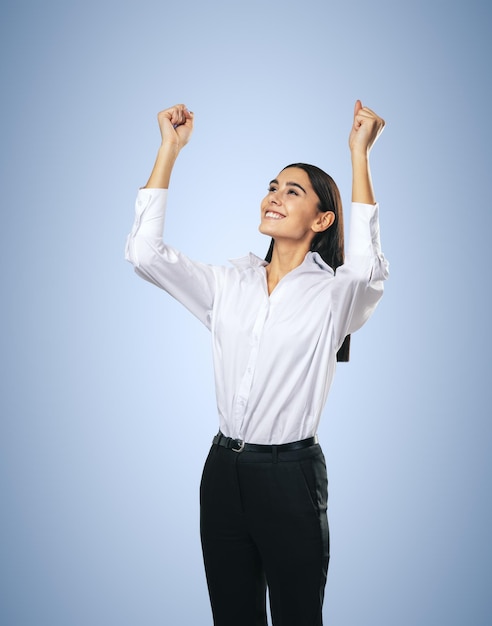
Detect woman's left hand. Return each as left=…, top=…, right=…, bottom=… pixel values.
left=349, top=100, right=385, bottom=156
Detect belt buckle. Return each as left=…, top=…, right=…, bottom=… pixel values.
left=232, top=439, right=245, bottom=453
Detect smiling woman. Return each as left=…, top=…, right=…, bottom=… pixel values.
left=125, top=101, right=388, bottom=626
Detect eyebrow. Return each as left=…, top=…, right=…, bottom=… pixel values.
left=269, top=179, right=307, bottom=194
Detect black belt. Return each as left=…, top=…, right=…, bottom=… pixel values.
left=212, top=431, right=318, bottom=454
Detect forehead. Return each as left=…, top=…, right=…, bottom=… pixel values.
left=276, top=167, right=313, bottom=190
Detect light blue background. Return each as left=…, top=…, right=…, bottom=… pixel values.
left=1, top=0, right=490, bottom=624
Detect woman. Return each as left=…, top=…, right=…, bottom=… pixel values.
left=126, top=101, right=388, bottom=625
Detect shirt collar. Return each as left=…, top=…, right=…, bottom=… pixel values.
left=310, top=251, right=335, bottom=274
left=229, top=251, right=334, bottom=275
left=229, top=252, right=268, bottom=270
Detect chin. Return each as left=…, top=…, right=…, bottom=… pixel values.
left=258, top=222, right=275, bottom=236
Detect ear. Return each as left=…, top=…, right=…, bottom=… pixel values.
left=312, top=211, right=335, bottom=233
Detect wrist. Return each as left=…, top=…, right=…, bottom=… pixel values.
left=350, top=149, right=369, bottom=163
left=159, top=141, right=181, bottom=156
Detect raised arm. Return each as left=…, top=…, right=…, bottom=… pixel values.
left=349, top=100, right=385, bottom=204
left=145, top=104, right=194, bottom=189
left=126, top=105, right=220, bottom=327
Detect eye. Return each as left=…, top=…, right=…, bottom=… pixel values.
left=287, top=189, right=299, bottom=196
left=268, top=185, right=277, bottom=193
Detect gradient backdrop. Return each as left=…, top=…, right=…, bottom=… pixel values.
left=1, top=0, right=491, bottom=624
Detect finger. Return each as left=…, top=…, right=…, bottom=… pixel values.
left=356, top=109, right=377, bottom=122
left=360, top=105, right=376, bottom=115
left=176, top=104, right=191, bottom=127
left=356, top=109, right=384, bottom=131
left=158, top=108, right=173, bottom=122
left=354, top=99, right=362, bottom=117
left=184, top=110, right=194, bottom=127
left=359, top=106, right=385, bottom=125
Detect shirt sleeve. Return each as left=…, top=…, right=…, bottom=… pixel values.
left=331, top=202, right=389, bottom=347
left=125, top=188, right=219, bottom=329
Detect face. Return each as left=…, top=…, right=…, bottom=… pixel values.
left=259, top=167, right=334, bottom=248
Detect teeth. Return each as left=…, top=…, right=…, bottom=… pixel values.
left=265, top=211, right=284, bottom=219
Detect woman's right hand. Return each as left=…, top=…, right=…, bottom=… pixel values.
left=144, top=104, right=194, bottom=188
left=157, top=104, right=194, bottom=149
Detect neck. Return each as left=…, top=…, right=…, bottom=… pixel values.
left=266, top=241, right=310, bottom=294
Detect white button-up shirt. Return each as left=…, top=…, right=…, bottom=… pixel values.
left=126, top=188, right=389, bottom=444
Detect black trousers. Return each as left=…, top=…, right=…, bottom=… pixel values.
left=200, top=440, right=329, bottom=626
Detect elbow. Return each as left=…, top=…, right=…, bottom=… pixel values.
left=125, top=234, right=155, bottom=270
left=125, top=233, right=142, bottom=268
left=124, top=235, right=162, bottom=287
left=125, top=234, right=180, bottom=282
left=125, top=234, right=135, bottom=265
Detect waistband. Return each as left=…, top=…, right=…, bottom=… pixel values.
left=212, top=431, right=319, bottom=454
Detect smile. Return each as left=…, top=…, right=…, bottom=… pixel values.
left=265, top=211, right=285, bottom=220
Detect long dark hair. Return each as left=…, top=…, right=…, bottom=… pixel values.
left=264, top=163, right=351, bottom=362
